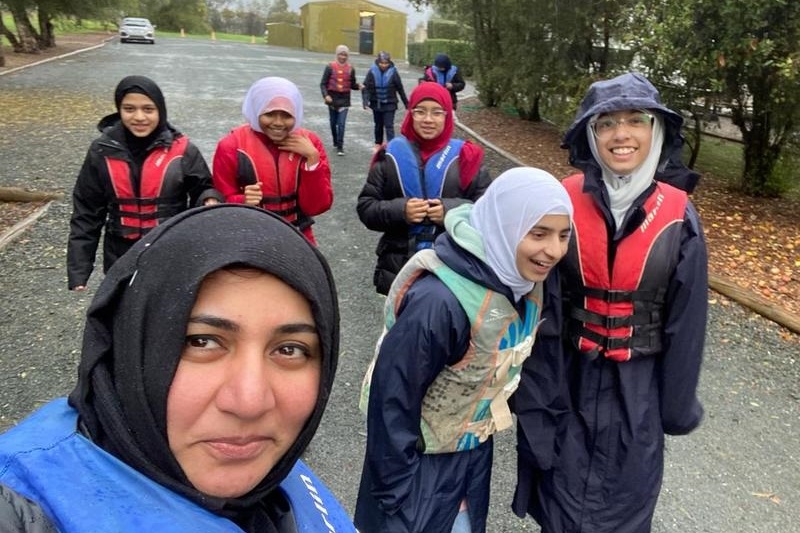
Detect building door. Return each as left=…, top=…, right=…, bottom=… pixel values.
left=359, top=12, right=374, bottom=55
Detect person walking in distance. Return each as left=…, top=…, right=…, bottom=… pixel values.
left=320, top=44, right=361, bottom=156
left=362, top=51, right=409, bottom=152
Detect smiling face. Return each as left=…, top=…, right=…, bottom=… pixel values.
left=258, top=110, right=295, bottom=143
left=592, top=109, right=654, bottom=176
left=167, top=269, right=321, bottom=498
left=411, top=99, right=447, bottom=140
left=515, top=214, right=572, bottom=282
left=120, top=92, right=159, bottom=138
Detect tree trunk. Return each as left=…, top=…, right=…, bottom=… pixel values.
left=0, top=187, right=63, bottom=202
left=10, top=5, right=40, bottom=54
left=0, top=10, right=21, bottom=55
left=38, top=9, right=55, bottom=48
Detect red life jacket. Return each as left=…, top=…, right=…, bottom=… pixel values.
left=561, top=174, right=688, bottom=362
left=326, top=61, right=352, bottom=92
left=106, top=135, right=189, bottom=240
left=231, top=125, right=311, bottom=234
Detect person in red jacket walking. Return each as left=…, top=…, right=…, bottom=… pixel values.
left=320, top=44, right=361, bottom=155
left=212, top=76, right=333, bottom=245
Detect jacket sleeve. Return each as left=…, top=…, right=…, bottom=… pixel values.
left=449, top=69, right=466, bottom=93
left=362, top=71, right=374, bottom=108
left=394, top=72, right=409, bottom=108
left=296, top=131, right=333, bottom=216
left=211, top=132, right=247, bottom=204
left=181, top=140, right=223, bottom=206
left=659, top=201, right=708, bottom=435
left=356, top=157, right=409, bottom=232
left=350, top=66, right=360, bottom=90
left=320, top=66, right=331, bottom=98
left=0, top=484, right=58, bottom=533
left=66, top=149, right=108, bottom=289
left=510, top=270, right=571, bottom=470
left=365, top=275, right=471, bottom=512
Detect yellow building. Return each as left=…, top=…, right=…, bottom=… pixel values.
left=300, top=1, right=407, bottom=60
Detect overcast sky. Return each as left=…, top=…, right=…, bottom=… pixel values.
left=285, top=0, right=433, bottom=29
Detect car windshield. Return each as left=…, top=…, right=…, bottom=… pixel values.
left=124, top=19, right=150, bottom=27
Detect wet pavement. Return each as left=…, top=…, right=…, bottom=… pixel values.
left=0, top=38, right=798, bottom=532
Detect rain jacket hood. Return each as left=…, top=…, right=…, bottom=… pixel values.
left=562, top=72, right=699, bottom=193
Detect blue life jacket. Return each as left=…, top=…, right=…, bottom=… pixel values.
left=429, top=65, right=458, bottom=85
left=369, top=64, right=396, bottom=104
left=0, top=399, right=354, bottom=533
left=385, top=136, right=464, bottom=250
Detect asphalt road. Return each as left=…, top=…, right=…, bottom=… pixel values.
left=1, top=38, right=798, bottom=532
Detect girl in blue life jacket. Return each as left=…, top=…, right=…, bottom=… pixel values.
left=0, top=205, right=355, bottom=533
left=361, top=51, right=409, bottom=151
left=357, top=82, right=492, bottom=296
left=355, top=167, right=574, bottom=533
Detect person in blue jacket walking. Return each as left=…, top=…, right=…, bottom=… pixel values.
left=355, top=167, right=574, bottom=533
left=0, top=205, right=355, bottom=533
left=512, top=72, right=708, bottom=533
left=362, top=51, right=409, bottom=152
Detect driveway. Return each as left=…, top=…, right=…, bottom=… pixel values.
left=0, top=38, right=797, bottom=532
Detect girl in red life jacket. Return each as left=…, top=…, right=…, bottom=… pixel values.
left=67, top=75, right=222, bottom=292
left=212, top=76, right=333, bottom=246
left=320, top=44, right=362, bottom=155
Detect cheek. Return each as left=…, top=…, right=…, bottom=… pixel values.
left=277, top=367, right=320, bottom=421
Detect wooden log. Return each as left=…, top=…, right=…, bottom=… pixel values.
left=709, top=274, right=800, bottom=335
left=0, top=186, right=63, bottom=202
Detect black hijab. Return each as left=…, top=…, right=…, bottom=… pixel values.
left=100, top=75, right=171, bottom=161
left=68, top=205, right=340, bottom=531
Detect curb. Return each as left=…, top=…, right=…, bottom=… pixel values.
left=0, top=37, right=114, bottom=77
left=0, top=202, right=53, bottom=250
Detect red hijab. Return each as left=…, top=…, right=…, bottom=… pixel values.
left=399, top=82, right=483, bottom=186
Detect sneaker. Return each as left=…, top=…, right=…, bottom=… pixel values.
left=337, top=148, right=345, bottom=156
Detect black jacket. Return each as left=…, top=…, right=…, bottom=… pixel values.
left=356, top=143, right=491, bottom=295
left=66, top=118, right=220, bottom=289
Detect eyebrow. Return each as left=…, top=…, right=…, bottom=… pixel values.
left=187, top=315, right=317, bottom=335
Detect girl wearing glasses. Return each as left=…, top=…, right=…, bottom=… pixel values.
left=512, top=72, right=709, bottom=533
left=357, top=82, right=491, bottom=296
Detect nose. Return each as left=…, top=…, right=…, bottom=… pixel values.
left=216, top=350, right=275, bottom=420
left=544, top=234, right=566, bottom=260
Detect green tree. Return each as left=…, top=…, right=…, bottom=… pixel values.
left=634, top=0, right=800, bottom=196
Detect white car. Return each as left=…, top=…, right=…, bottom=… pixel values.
left=120, top=17, right=155, bottom=44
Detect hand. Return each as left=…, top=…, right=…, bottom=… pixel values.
left=277, top=134, right=319, bottom=166
left=426, top=199, right=444, bottom=224
left=203, top=198, right=220, bottom=206
left=324, top=95, right=333, bottom=104
left=243, top=183, right=263, bottom=205
left=404, top=198, right=429, bottom=224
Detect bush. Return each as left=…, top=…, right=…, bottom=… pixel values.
left=407, top=39, right=475, bottom=78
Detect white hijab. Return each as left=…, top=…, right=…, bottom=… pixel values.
left=241, top=76, right=304, bottom=133
left=587, top=112, right=664, bottom=228
left=469, top=167, right=573, bottom=301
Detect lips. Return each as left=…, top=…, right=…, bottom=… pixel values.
left=205, top=437, right=271, bottom=460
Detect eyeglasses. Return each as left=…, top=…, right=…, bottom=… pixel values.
left=411, top=107, right=447, bottom=120
left=589, top=111, right=654, bottom=138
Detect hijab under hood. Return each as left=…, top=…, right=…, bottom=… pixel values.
left=562, top=72, right=699, bottom=196
left=68, top=204, right=339, bottom=530
left=465, top=167, right=573, bottom=301
left=242, top=76, right=304, bottom=134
